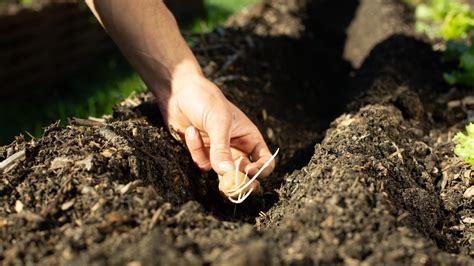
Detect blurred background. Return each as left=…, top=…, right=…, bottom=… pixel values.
left=0, top=0, right=257, bottom=145
left=2, top=0, right=473, bottom=146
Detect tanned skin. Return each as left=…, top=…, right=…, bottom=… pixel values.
left=85, top=0, right=275, bottom=184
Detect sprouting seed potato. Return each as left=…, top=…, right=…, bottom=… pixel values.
left=218, top=170, right=260, bottom=199
left=217, top=149, right=279, bottom=204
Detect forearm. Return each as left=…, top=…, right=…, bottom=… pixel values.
left=85, top=0, right=202, bottom=98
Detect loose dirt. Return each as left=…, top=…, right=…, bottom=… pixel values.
left=1, top=0, right=473, bottom=265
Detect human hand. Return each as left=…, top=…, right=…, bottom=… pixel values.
left=85, top=0, right=274, bottom=197
left=154, top=71, right=276, bottom=183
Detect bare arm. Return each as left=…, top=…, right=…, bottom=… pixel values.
left=86, top=0, right=275, bottom=180
left=85, top=0, right=200, bottom=98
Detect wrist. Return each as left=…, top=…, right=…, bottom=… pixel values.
left=170, top=60, right=204, bottom=92
left=148, top=59, right=202, bottom=101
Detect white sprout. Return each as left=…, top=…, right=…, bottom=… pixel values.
left=226, top=148, right=280, bottom=204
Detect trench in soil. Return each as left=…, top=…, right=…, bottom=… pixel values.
left=126, top=1, right=356, bottom=219
left=187, top=0, right=359, bottom=218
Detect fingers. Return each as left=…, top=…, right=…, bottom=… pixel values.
left=206, top=114, right=235, bottom=176
left=244, top=141, right=276, bottom=178
left=248, top=179, right=262, bottom=195
left=185, top=126, right=211, bottom=172
left=185, top=125, right=277, bottom=178
left=230, top=148, right=251, bottom=172
left=184, top=126, right=254, bottom=175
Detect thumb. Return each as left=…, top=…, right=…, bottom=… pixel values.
left=207, top=114, right=235, bottom=176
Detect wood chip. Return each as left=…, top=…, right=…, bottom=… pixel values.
left=148, top=203, right=171, bottom=231
left=61, top=199, right=75, bottom=211
left=148, top=208, right=164, bottom=231
left=0, top=150, right=25, bottom=172
left=119, top=183, right=132, bottom=195
left=69, top=117, right=104, bottom=127
left=262, top=109, right=268, bottom=121
left=91, top=198, right=106, bottom=212
left=105, top=212, right=127, bottom=223
left=447, top=100, right=461, bottom=109
left=88, top=116, right=106, bottom=124
left=463, top=186, right=474, bottom=198
left=440, top=173, right=448, bottom=190
left=50, top=157, right=73, bottom=170
left=75, top=155, right=93, bottom=171
left=462, top=169, right=472, bottom=186
left=4, top=162, right=19, bottom=174
left=101, top=149, right=115, bottom=158
left=119, top=180, right=143, bottom=195
left=462, top=217, right=474, bottom=224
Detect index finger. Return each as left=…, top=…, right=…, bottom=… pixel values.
left=245, top=141, right=278, bottom=178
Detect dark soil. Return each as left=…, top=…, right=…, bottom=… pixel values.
left=1, top=0, right=473, bottom=265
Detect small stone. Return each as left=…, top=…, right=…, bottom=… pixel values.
left=14, top=200, right=23, bottom=213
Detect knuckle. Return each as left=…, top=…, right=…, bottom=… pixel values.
left=212, top=113, right=231, bottom=127
left=196, top=160, right=211, bottom=171
left=189, top=144, right=203, bottom=153
left=203, top=104, right=231, bottom=130
left=211, top=144, right=230, bottom=158
left=212, top=142, right=229, bottom=152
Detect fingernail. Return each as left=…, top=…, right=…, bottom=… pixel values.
left=186, top=126, right=196, bottom=140
left=218, top=161, right=234, bottom=173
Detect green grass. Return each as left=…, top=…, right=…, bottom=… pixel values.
left=0, top=56, right=147, bottom=144
left=189, top=0, right=258, bottom=32
left=0, top=0, right=258, bottom=145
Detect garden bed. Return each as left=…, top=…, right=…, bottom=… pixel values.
left=1, top=0, right=473, bottom=264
